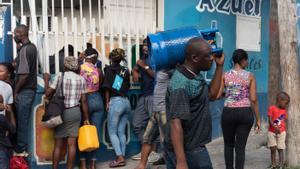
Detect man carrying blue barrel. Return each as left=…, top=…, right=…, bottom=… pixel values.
left=164, top=37, right=224, bottom=169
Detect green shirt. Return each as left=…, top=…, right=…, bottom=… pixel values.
left=165, top=65, right=212, bottom=151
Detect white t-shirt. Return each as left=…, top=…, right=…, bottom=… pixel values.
left=0, top=81, right=13, bottom=115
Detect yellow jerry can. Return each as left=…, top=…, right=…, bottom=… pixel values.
left=78, top=125, right=100, bottom=152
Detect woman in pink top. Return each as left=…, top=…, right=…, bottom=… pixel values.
left=217, top=49, right=260, bottom=169
left=79, top=48, right=104, bottom=169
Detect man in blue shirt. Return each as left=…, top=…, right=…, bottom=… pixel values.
left=132, top=39, right=157, bottom=160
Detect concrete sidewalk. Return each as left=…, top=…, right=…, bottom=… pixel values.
left=207, top=131, right=270, bottom=169
left=95, top=130, right=269, bottom=169
left=96, top=157, right=166, bottom=169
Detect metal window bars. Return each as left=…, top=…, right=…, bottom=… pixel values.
left=8, top=0, right=161, bottom=73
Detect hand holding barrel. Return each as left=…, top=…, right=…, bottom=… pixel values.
left=213, top=53, right=225, bottom=66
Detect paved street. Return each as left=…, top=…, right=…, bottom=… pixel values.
left=93, top=129, right=270, bottom=169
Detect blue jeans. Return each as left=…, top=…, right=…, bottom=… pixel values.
left=15, top=89, right=36, bottom=153
left=0, top=146, right=10, bottom=169
left=108, top=96, right=131, bottom=156
left=80, top=92, right=104, bottom=161
left=165, top=146, right=213, bottom=169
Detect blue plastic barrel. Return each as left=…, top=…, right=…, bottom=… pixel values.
left=147, top=27, right=222, bottom=70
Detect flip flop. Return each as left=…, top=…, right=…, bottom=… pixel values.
left=109, top=160, right=126, bottom=168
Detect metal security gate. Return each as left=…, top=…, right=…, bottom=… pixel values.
left=6, top=0, right=163, bottom=73
left=0, top=0, right=164, bottom=166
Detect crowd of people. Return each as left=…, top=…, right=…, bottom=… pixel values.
left=0, top=24, right=291, bottom=169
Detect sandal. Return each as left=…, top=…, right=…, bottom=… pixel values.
left=266, top=165, right=276, bottom=169
left=109, top=160, right=126, bottom=168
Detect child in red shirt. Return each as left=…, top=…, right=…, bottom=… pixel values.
left=267, top=92, right=290, bottom=169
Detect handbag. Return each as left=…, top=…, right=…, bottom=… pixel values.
left=42, top=73, right=65, bottom=128
left=10, top=156, right=29, bottom=169
left=112, top=66, right=127, bottom=91
left=78, top=125, right=100, bottom=152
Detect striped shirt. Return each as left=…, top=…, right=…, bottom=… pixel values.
left=50, top=71, right=87, bottom=108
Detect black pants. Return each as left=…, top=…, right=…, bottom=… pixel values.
left=221, top=107, right=254, bottom=169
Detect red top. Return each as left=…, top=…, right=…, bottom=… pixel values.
left=268, top=105, right=287, bottom=133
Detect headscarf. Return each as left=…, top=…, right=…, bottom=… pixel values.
left=64, top=56, right=78, bottom=71
left=85, top=48, right=99, bottom=59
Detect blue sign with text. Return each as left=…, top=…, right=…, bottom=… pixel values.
left=196, top=0, right=261, bottom=17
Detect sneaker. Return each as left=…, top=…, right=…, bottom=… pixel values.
left=13, top=151, right=29, bottom=157
left=266, top=165, right=276, bottom=169
left=152, top=156, right=165, bottom=165
left=131, top=152, right=142, bottom=160
left=148, top=152, right=161, bottom=163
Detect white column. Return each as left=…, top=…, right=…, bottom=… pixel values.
left=80, top=0, right=83, bottom=32
left=51, top=0, right=55, bottom=32
left=42, top=0, right=49, bottom=73
left=97, top=0, right=101, bottom=50
left=53, top=17, right=59, bottom=73
left=28, top=0, right=39, bottom=72
left=83, top=18, right=87, bottom=51
left=11, top=0, right=16, bottom=59
left=134, top=0, right=140, bottom=61
left=10, top=0, right=13, bottom=26
left=142, top=0, right=147, bottom=37
left=98, top=0, right=107, bottom=65
left=51, top=0, right=55, bottom=18
left=117, top=0, right=123, bottom=48
left=64, top=17, right=68, bottom=57
left=61, top=0, right=64, bottom=31
left=20, top=0, right=24, bottom=26
left=20, top=0, right=24, bottom=17
left=126, top=0, right=132, bottom=69
left=28, top=0, right=38, bottom=45
left=12, top=16, right=16, bottom=59
left=151, top=0, right=156, bottom=33
left=109, top=0, right=114, bottom=52
left=71, top=0, right=74, bottom=32
left=89, top=0, right=92, bottom=26
left=100, top=19, right=106, bottom=65
left=157, top=0, right=164, bottom=31
left=73, top=18, right=78, bottom=58
left=92, top=18, right=96, bottom=49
